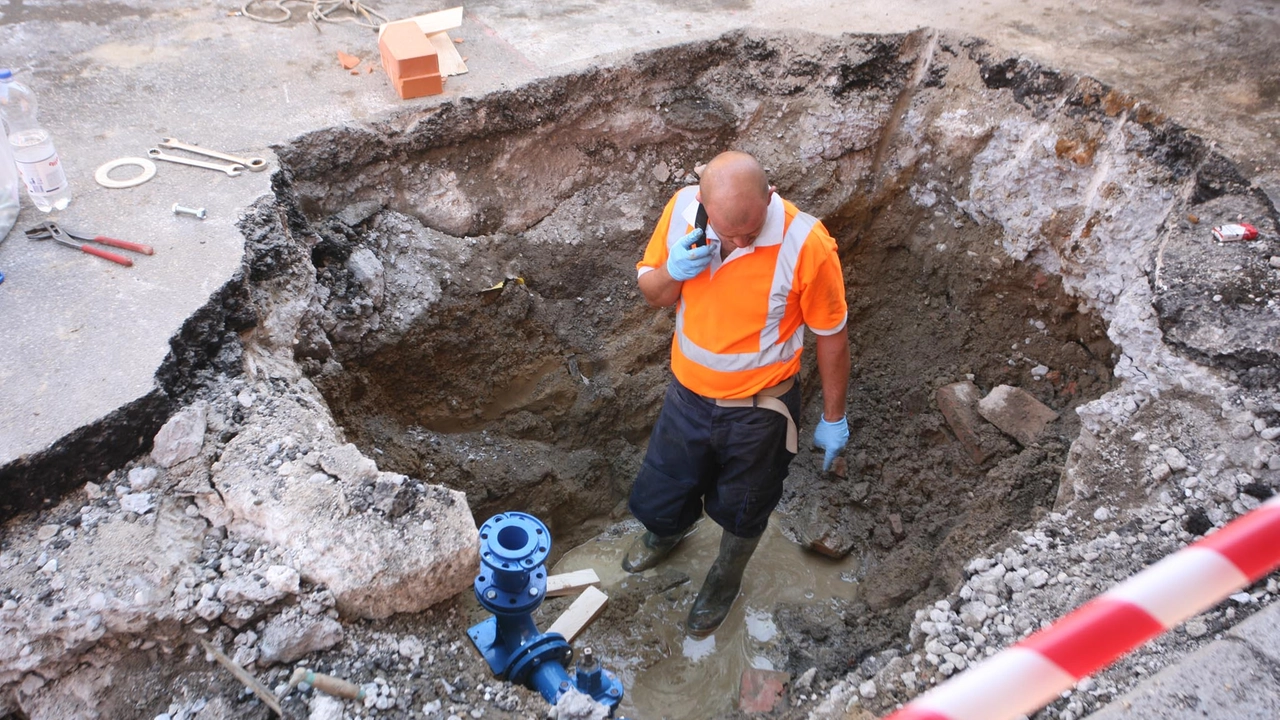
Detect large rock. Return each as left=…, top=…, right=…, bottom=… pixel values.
left=258, top=610, right=344, bottom=666
left=151, top=403, right=208, bottom=468
left=206, top=386, right=478, bottom=618
left=976, top=385, right=1059, bottom=446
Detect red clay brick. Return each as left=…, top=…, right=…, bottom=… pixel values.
left=739, top=668, right=789, bottom=714
left=392, top=73, right=444, bottom=100
left=936, top=380, right=994, bottom=464
left=379, top=21, right=439, bottom=81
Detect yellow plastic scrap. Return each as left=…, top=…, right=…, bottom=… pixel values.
left=477, top=276, right=525, bottom=295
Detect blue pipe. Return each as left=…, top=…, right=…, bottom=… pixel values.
left=467, top=512, right=624, bottom=713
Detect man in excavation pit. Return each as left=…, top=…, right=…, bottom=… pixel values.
left=625, top=150, right=851, bottom=636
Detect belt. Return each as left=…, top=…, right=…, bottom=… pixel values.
left=714, top=376, right=798, bottom=454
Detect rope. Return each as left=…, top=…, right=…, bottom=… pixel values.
left=240, top=0, right=388, bottom=29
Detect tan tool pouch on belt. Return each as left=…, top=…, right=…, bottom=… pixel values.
left=714, top=376, right=798, bottom=454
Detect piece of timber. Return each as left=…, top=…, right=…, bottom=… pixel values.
left=546, top=586, right=609, bottom=643
left=545, top=568, right=601, bottom=597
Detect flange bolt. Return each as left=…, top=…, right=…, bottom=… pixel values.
left=172, top=203, right=207, bottom=219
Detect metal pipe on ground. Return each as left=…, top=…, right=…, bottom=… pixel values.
left=467, top=511, right=625, bottom=714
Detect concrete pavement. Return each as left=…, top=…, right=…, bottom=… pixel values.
left=1088, top=602, right=1280, bottom=720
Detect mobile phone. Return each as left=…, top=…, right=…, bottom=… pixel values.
left=694, top=204, right=708, bottom=247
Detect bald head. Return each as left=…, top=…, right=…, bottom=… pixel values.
left=700, top=151, right=769, bottom=206
left=698, top=151, right=772, bottom=250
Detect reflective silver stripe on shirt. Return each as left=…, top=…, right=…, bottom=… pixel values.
left=675, top=210, right=818, bottom=372
left=676, top=307, right=805, bottom=371
left=759, top=212, right=817, bottom=348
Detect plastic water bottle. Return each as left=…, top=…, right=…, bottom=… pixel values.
left=0, top=131, right=18, bottom=237
left=0, top=69, right=71, bottom=212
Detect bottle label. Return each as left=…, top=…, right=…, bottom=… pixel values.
left=15, top=151, right=67, bottom=195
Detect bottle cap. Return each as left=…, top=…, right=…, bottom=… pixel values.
left=0, top=70, right=10, bottom=80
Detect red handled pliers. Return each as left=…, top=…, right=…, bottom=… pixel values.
left=25, top=222, right=154, bottom=267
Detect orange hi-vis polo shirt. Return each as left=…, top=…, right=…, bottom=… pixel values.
left=637, top=186, right=848, bottom=400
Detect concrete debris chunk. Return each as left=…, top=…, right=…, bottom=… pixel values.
left=319, top=443, right=379, bottom=485
left=264, top=565, right=301, bottom=595
left=219, top=573, right=291, bottom=608
left=309, top=695, right=345, bottom=720
left=346, top=247, right=386, bottom=306
left=976, top=385, right=1059, bottom=446
left=120, top=492, right=156, bottom=515
left=549, top=688, right=610, bottom=720
left=215, top=393, right=478, bottom=617
left=258, top=613, right=344, bottom=666
left=152, top=403, right=208, bottom=468
left=128, top=466, right=159, bottom=491
left=1162, top=448, right=1189, bottom=472
left=397, top=635, right=425, bottom=662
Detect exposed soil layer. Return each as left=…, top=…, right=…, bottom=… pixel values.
left=288, top=28, right=1126, bottom=709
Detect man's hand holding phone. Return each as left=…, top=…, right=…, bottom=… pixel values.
left=667, top=228, right=711, bottom=281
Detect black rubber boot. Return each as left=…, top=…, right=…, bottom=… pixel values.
left=622, top=530, right=687, bottom=573
left=687, top=530, right=762, bottom=637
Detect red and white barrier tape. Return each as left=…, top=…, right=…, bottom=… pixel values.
left=884, top=495, right=1280, bottom=720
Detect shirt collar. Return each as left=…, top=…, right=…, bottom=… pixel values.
left=681, top=192, right=784, bottom=249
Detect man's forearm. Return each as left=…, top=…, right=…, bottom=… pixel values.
left=638, top=267, right=684, bottom=308
left=815, top=327, right=850, bottom=421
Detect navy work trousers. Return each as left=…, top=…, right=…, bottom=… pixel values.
left=628, top=377, right=801, bottom=540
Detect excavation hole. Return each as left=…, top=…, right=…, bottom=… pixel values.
left=260, top=28, right=1198, bottom=719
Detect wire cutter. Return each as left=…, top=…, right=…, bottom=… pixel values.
left=25, top=222, right=154, bottom=267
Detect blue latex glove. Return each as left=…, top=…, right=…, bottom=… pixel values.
left=813, top=416, right=850, bottom=471
left=666, top=228, right=712, bottom=281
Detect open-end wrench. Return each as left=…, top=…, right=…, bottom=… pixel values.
left=157, top=138, right=268, bottom=172
left=147, top=148, right=244, bottom=176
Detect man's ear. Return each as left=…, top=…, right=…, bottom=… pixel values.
left=768, top=185, right=777, bottom=197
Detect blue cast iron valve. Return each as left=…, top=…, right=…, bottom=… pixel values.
left=467, top=512, right=624, bottom=714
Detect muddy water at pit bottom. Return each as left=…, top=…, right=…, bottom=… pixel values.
left=549, top=514, right=861, bottom=720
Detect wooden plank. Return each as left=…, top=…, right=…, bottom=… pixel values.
left=378, top=7, right=462, bottom=39
left=545, top=568, right=600, bottom=598
left=411, top=6, right=464, bottom=34
left=546, top=586, right=608, bottom=643
left=427, top=31, right=469, bottom=77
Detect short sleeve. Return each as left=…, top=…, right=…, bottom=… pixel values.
left=796, top=220, right=848, bottom=335
left=637, top=192, right=682, bottom=278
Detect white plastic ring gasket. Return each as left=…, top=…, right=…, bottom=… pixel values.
left=95, top=157, right=158, bottom=189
